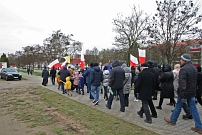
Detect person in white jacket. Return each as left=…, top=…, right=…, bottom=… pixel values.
left=102, top=66, right=110, bottom=101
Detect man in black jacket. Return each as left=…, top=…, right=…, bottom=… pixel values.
left=50, top=67, right=57, bottom=85
left=164, top=54, right=202, bottom=134
left=136, top=62, right=155, bottom=124
left=58, top=67, right=71, bottom=94
left=106, top=60, right=125, bottom=112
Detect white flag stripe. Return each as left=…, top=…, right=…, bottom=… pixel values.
left=130, top=54, right=138, bottom=64
left=138, top=48, right=146, bottom=57
left=48, top=59, right=59, bottom=68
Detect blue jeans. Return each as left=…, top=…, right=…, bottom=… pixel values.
left=87, top=83, right=94, bottom=99
left=170, top=96, right=202, bottom=130
left=91, top=85, right=101, bottom=101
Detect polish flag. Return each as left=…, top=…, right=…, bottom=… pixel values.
left=130, top=54, right=138, bottom=67
left=138, top=48, right=146, bottom=64
left=48, top=59, right=61, bottom=68
left=80, top=45, right=85, bottom=70
left=60, top=61, right=66, bottom=69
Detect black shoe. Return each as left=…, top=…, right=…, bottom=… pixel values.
left=182, top=114, right=193, bottom=120
left=116, top=97, right=119, bottom=101
left=151, top=115, right=157, bottom=118
left=82, top=93, right=84, bottom=95
left=106, top=104, right=111, bottom=109
left=94, top=101, right=99, bottom=106
left=137, top=111, right=143, bottom=118
left=125, top=104, right=129, bottom=107
left=144, top=119, right=152, bottom=124
left=156, top=106, right=162, bottom=109
left=120, top=109, right=125, bottom=112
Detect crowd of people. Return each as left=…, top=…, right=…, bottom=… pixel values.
left=41, top=53, right=202, bottom=134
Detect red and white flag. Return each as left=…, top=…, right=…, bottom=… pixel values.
left=80, top=45, right=85, bottom=70
left=48, top=59, right=60, bottom=68
left=138, top=48, right=146, bottom=64
left=130, top=54, right=138, bottom=67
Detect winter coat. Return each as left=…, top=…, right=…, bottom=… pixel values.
left=135, top=68, right=155, bottom=100
left=123, top=67, right=132, bottom=94
left=159, top=71, right=174, bottom=98
left=177, top=61, right=197, bottom=99
left=58, top=67, right=71, bottom=82
left=73, top=71, right=79, bottom=85
left=102, top=70, right=110, bottom=87
left=90, top=66, right=103, bottom=86
left=50, top=68, right=56, bottom=77
left=56, top=75, right=62, bottom=83
left=83, top=67, right=93, bottom=84
left=109, top=60, right=125, bottom=89
left=173, top=69, right=180, bottom=97
left=64, top=76, right=72, bottom=90
left=42, top=68, right=49, bottom=79
left=78, top=74, right=84, bottom=88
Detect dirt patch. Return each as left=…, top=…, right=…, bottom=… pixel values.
left=0, top=79, right=87, bottom=135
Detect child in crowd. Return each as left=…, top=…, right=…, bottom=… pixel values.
left=78, top=71, right=85, bottom=95
left=56, top=74, right=61, bottom=90
left=73, top=70, right=80, bottom=93
left=64, top=76, right=72, bottom=96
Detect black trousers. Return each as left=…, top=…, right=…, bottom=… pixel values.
left=42, top=78, right=48, bottom=86
left=107, top=88, right=125, bottom=111
left=148, top=100, right=157, bottom=117
left=51, top=77, right=55, bottom=85
left=139, top=100, right=152, bottom=121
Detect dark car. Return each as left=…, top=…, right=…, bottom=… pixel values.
left=0, top=68, right=22, bottom=81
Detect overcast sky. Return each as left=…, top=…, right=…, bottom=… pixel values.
left=0, top=0, right=201, bottom=55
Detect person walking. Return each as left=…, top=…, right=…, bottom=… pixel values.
left=50, top=67, right=57, bottom=85
left=78, top=71, right=85, bottom=95
left=196, top=66, right=202, bottom=106
left=123, top=66, right=132, bottom=107
left=106, top=60, right=125, bottom=112
left=42, top=66, right=49, bottom=86
left=156, top=64, right=175, bottom=110
left=83, top=63, right=94, bottom=100
left=136, top=62, right=156, bottom=124
left=58, top=66, right=71, bottom=94
left=164, top=54, right=202, bottom=134
left=102, top=66, right=110, bottom=101
left=90, top=63, right=103, bottom=106
left=133, top=69, right=140, bottom=101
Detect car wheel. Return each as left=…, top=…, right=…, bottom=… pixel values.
left=5, top=76, right=8, bottom=81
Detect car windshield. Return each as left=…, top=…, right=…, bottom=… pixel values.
left=7, top=68, right=17, bottom=72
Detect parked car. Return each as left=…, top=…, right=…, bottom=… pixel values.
left=0, top=68, right=22, bottom=81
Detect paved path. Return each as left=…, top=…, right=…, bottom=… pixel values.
left=21, top=72, right=201, bottom=135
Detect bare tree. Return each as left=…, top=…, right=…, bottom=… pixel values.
left=147, top=0, right=202, bottom=64
left=112, top=5, right=150, bottom=64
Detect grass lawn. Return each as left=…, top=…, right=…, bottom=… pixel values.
left=7, top=86, right=158, bottom=135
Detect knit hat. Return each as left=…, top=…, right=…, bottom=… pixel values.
left=181, top=54, right=191, bottom=62
left=141, top=62, right=148, bottom=67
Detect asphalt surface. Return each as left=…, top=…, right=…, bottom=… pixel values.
left=20, top=72, right=202, bottom=135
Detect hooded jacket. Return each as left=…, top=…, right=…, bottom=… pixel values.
left=103, top=69, right=110, bottom=87
left=109, top=60, right=125, bottom=89
left=123, top=67, right=132, bottom=94
left=58, top=67, right=71, bottom=82
left=90, top=66, right=103, bottom=86
left=64, top=76, right=72, bottom=90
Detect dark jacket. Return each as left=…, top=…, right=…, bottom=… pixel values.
left=177, top=61, right=197, bottom=99
left=42, top=68, right=49, bottom=79
left=58, top=67, right=71, bottom=82
left=83, top=67, right=93, bottom=84
left=135, top=68, right=155, bottom=100
left=50, top=68, right=56, bottom=77
left=90, top=66, right=103, bottom=86
left=109, top=60, right=125, bottom=89
left=159, top=71, right=174, bottom=98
